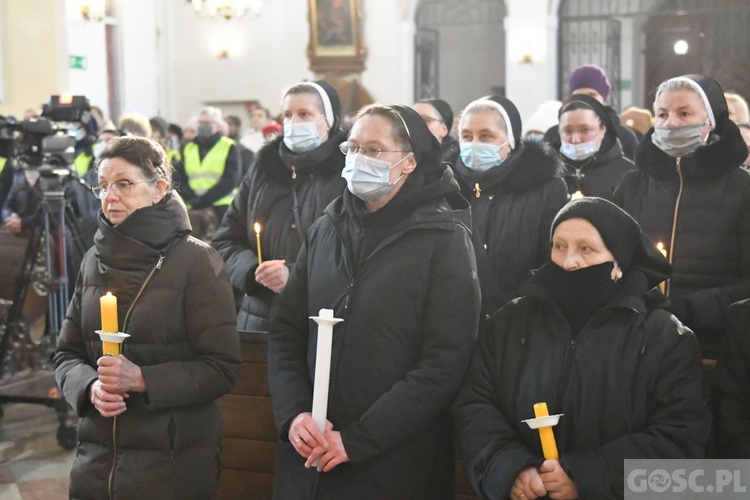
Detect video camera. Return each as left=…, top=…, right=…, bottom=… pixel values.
left=0, top=94, right=91, bottom=173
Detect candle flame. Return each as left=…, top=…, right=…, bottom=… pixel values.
left=254, top=222, right=261, bottom=234
left=657, top=242, right=668, bottom=258
left=106, top=291, right=113, bottom=297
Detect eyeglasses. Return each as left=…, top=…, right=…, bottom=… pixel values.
left=339, top=141, right=411, bottom=159
left=420, top=115, right=443, bottom=124
left=91, top=179, right=150, bottom=200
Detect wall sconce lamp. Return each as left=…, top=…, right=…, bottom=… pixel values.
left=217, top=37, right=232, bottom=59
left=80, top=0, right=109, bottom=22
left=520, top=41, right=534, bottom=64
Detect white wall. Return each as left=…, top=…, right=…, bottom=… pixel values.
left=163, top=0, right=314, bottom=126
left=118, top=0, right=159, bottom=118
left=64, top=1, right=108, bottom=113
left=503, top=0, right=557, bottom=121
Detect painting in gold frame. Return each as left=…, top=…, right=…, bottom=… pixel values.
left=308, top=0, right=366, bottom=73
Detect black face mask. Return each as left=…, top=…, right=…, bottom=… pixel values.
left=536, top=261, right=620, bottom=334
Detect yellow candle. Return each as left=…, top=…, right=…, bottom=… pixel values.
left=533, top=402, right=559, bottom=460
left=100, top=292, right=118, bottom=333
left=254, top=222, right=263, bottom=264
left=657, top=242, right=668, bottom=293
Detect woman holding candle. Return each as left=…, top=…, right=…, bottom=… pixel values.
left=268, top=104, right=480, bottom=499
left=453, top=197, right=710, bottom=500
left=53, top=136, right=241, bottom=499
left=613, top=74, right=750, bottom=359
left=213, top=80, right=347, bottom=331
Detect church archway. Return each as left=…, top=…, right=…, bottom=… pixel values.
left=414, top=0, right=506, bottom=113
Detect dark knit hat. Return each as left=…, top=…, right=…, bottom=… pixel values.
left=550, top=197, right=671, bottom=286
left=481, top=95, right=522, bottom=150
left=419, top=98, right=454, bottom=133
left=568, top=64, right=611, bottom=102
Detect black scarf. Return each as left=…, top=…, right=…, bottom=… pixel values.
left=534, top=261, right=620, bottom=337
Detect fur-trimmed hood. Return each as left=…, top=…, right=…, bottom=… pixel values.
left=454, top=139, right=566, bottom=195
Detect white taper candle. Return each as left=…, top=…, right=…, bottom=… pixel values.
left=311, top=308, right=344, bottom=434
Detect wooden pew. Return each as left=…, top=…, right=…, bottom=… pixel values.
left=217, top=331, right=480, bottom=500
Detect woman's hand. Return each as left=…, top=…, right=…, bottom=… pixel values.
left=540, top=459, right=579, bottom=499
left=89, top=379, right=128, bottom=418
left=288, top=412, right=329, bottom=459
left=511, top=466, right=548, bottom=499
left=306, top=425, right=349, bottom=472
left=255, top=260, right=289, bottom=293
left=97, top=355, right=146, bottom=394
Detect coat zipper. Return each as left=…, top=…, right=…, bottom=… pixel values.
left=107, top=253, right=165, bottom=499
left=666, top=157, right=683, bottom=297
left=291, top=165, right=297, bottom=180
left=474, top=182, right=481, bottom=198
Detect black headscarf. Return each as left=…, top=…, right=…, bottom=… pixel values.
left=558, top=93, right=618, bottom=148
left=550, top=197, right=671, bottom=288
left=482, top=95, right=522, bottom=150
left=390, top=104, right=444, bottom=181
left=419, top=98, right=454, bottom=133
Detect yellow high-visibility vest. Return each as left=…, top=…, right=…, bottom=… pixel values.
left=183, top=137, right=236, bottom=206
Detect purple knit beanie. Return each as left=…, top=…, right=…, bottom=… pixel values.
left=568, top=64, right=611, bottom=102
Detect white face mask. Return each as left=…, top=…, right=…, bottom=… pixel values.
left=459, top=141, right=507, bottom=172
left=341, top=153, right=411, bottom=202
left=283, top=120, right=327, bottom=153
left=560, top=138, right=600, bottom=161
left=93, top=141, right=106, bottom=159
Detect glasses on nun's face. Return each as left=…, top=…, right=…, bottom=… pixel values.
left=339, top=141, right=410, bottom=159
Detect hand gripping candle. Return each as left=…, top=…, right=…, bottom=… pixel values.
left=521, top=402, right=563, bottom=460
left=97, top=292, right=130, bottom=356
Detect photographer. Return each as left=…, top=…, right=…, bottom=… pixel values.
left=1, top=160, right=41, bottom=235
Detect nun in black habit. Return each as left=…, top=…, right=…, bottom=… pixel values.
left=268, top=104, right=481, bottom=499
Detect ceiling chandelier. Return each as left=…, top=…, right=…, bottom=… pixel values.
left=189, top=0, right=263, bottom=20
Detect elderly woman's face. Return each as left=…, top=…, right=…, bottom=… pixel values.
left=97, top=158, right=166, bottom=225
left=459, top=109, right=512, bottom=159
left=282, top=93, right=330, bottom=140
left=551, top=218, right=617, bottom=272
left=655, top=89, right=712, bottom=138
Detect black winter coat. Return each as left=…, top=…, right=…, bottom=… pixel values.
left=212, top=132, right=346, bottom=331
left=54, top=195, right=241, bottom=500
left=268, top=169, right=481, bottom=499
left=453, top=269, right=710, bottom=499
left=453, top=140, right=568, bottom=318
left=713, top=299, right=750, bottom=458
left=613, top=125, right=750, bottom=358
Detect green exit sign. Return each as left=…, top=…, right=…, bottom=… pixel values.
left=69, top=55, right=88, bottom=70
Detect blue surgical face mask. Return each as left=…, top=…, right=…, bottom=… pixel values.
left=459, top=142, right=507, bottom=172
left=93, top=141, right=106, bottom=159
left=283, top=119, right=328, bottom=153
left=560, top=138, right=599, bottom=161
left=68, top=124, right=85, bottom=142
left=341, top=153, right=410, bottom=202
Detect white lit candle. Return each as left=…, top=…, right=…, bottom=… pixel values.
left=311, top=308, right=344, bottom=434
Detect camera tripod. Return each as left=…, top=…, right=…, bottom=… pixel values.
left=0, top=181, right=86, bottom=449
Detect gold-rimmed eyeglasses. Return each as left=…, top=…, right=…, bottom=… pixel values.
left=339, top=141, right=411, bottom=159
